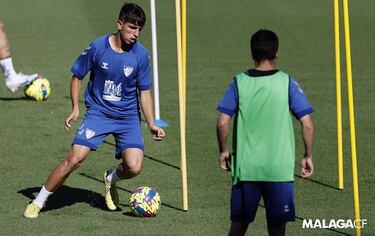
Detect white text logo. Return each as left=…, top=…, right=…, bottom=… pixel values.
left=302, top=219, right=367, bottom=229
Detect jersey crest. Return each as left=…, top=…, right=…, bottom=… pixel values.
left=85, top=128, right=96, bottom=139
left=123, top=66, right=134, bottom=77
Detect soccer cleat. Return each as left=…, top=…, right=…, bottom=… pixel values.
left=103, top=170, right=119, bottom=211
left=5, top=73, right=38, bottom=92
left=23, top=203, right=41, bottom=218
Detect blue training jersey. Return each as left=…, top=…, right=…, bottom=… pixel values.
left=71, top=34, right=152, bottom=118
left=217, top=69, right=313, bottom=119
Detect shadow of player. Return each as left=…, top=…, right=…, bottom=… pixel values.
left=18, top=185, right=110, bottom=212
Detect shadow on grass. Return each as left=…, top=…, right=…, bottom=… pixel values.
left=79, top=172, right=185, bottom=212
left=103, top=140, right=180, bottom=170
left=0, top=96, right=31, bottom=101
left=18, top=185, right=108, bottom=212
left=258, top=204, right=352, bottom=236
left=295, top=174, right=342, bottom=191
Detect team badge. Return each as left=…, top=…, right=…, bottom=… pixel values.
left=123, top=66, right=133, bottom=77
left=85, top=128, right=95, bottom=139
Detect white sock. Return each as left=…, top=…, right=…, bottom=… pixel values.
left=0, top=57, right=16, bottom=78
left=106, top=169, right=119, bottom=184
left=33, top=185, right=53, bottom=209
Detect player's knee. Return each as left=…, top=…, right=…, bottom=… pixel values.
left=66, top=153, right=84, bottom=170
left=129, top=163, right=142, bottom=176
left=122, top=161, right=142, bottom=176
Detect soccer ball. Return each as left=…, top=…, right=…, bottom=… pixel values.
left=25, top=77, right=51, bottom=101
left=129, top=186, right=161, bottom=217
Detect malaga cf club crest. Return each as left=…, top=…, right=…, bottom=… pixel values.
left=123, top=66, right=133, bottom=77
left=85, top=128, right=95, bottom=139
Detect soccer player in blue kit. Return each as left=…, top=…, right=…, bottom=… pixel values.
left=24, top=2, right=165, bottom=218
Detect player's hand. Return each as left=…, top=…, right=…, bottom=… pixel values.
left=64, top=108, right=79, bottom=131
left=219, top=151, right=231, bottom=171
left=301, top=156, right=314, bottom=178
left=149, top=124, right=165, bottom=141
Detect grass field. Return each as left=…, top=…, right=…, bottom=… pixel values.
left=0, top=0, right=374, bottom=235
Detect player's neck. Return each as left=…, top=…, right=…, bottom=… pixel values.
left=254, top=60, right=276, bottom=71
left=110, top=33, right=132, bottom=52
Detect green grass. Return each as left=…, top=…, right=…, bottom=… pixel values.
left=0, top=0, right=374, bottom=235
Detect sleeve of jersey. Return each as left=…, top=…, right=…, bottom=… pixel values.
left=289, top=78, right=314, bottom=119
left=136, top=53, right=152, bottom=91
left=70, top=42, right=96, bottom=80
left=216, top=79, right=238, bottom=117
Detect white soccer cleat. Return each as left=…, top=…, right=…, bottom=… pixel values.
left=5, top=73, right=38, bottom=92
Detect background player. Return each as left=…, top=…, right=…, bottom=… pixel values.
left=216, top=29, right=314, bottom=236
left=23, top=2, right=165, bottom=218
left=0, top=21, right=38, bottom=92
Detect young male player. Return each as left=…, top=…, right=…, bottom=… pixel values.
left=24, top=2, right=165, bottom=218
left=216, top=29, right=314, bottom=236
left=0, top=21, right=38, bottom=92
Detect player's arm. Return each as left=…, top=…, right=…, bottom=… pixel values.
left=64, top=75, right=82, bottom=130
left=139, top=89, right=165, bottom=141
left=216, top=79, right=238, bottom=171
left=216, top=112, right=231, bottom=171
left=300, top=114, right=314, bottom=178
left=289, top=78, right=314, bottom=178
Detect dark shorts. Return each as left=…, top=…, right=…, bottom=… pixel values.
left=72, top=110, right=144, bottom=159
left=230, top=181, right=295, bottom=223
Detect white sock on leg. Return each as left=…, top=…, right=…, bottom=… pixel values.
left=33, top=185, right=53, bottom=209
left=106, top=169, right=119, bottom=184
left=0, top=57, right=16, bottom=78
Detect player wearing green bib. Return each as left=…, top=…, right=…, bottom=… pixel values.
left=217, top=29, right=314, bottom=236
left=233, top=70, right=295, bottom=184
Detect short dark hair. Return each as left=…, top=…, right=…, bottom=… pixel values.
left=118, top=2, right=146, bottom=27
left=250, top=29, right=278, bottom=63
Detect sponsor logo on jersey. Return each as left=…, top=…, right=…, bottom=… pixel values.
left=85, top=128, right=95, bottom=139
left=103, top=80, right=122, bottom=101
left=123, top=66, right=133, bottom=77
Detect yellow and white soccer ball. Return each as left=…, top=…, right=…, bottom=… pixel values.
left=25, top=77, right=51, bottom=101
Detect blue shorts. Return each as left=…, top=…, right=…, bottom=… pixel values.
left=230, top=181, right=295, bottom=223
left=72, top=110, right=144, bottom=159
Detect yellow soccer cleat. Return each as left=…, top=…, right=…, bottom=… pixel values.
left=103, top=170, right=119, bottom=211
left=23, top=203, right=41, bottom=218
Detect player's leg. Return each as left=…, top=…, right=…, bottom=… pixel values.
left=44, top=144, right=91, bottom=192
left=24, top=111, right=107, bottom=218
left=0, top=21, right=38, bottom=92
left=266, top=221, right=286, bottom=236
left=103, top=118, right=144, bottom=211
left=0, top=21, right=11, bottom=59
left=262, top=182, right=295, bottom=236
left=104, top=148, right=144, bottom=211
left=23, top=144, right=91, bottom=218
left=228, top=182, right=262, bottom=236
left=228, top=221, right=249, bottom=236
left=117, top=148, right=144, bottom=179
